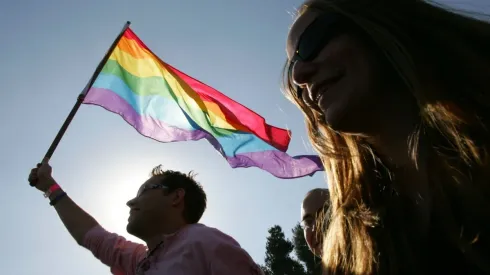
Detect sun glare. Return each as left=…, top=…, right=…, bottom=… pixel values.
left=93, top=164, right=149, bottom=241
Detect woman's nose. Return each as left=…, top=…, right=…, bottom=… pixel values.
left=291, top=60, right=316, bottom=87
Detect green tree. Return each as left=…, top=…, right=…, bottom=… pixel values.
left=291, top=223, right=323, bottom=275
left=262, top=225, right=306, bottom=275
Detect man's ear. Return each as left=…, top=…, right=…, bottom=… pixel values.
left=171, top=188, right=186, bottom=206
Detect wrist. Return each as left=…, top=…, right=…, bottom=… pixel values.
left=49, top=190, right=67, bottom=206
left=48, top=188, right=64, bottom=200
left=43, top=182, right=61, bottom=197
left=39, top=176, right=56, bottom=191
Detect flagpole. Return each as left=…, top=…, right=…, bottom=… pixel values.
left=30, top=21, right=131, bottom=186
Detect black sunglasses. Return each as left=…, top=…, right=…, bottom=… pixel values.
left=289, top=13, right=349, bottom=98
left=136, top=184, right=169, bottom=198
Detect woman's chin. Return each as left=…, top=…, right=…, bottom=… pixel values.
left=322, top=103, right=367, bottom=135
left=322, top=104, right=348, bottom=132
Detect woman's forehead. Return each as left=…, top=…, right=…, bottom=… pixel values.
left=286, top=10, right=320, bottom=59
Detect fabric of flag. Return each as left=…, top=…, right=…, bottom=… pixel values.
left=83, top=27, right=323, bottom=178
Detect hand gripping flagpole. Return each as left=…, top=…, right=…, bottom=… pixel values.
left=30, top=21, right=131, bottom=186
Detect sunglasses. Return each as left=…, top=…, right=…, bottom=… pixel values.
left=136, top=184, right=169, bottom=198
left=289, top=13, right=349, bottom=98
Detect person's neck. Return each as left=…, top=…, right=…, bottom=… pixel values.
left=367, top=114, right=431, bottom=234
left=368, top=119, right=418, bottom=168
left=144, top=221, right=188, bottom=251
left=367, top=111, right=427, bottom=184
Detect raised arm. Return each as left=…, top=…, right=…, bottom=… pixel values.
left=29, top=158, right=99, bottom=244
left=28, top=158, right=146, bottom=274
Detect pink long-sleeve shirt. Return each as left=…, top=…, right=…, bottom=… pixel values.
left=82, top=224, right=263, bottom=275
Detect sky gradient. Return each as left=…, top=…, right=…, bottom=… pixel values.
left=1, top=0, right=488, bottom=274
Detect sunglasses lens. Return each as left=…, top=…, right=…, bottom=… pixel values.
left=296, top=41, right=317, bottom=62
left=296, top=14, right=343, bottom=62
left=289, top=14, right=345, bottom=98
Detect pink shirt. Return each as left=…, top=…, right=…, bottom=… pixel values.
left=82, top=224, right=263, bottom=275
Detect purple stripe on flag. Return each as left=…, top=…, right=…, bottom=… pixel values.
left=84, top=88, right=207, bottom=142
left=84, top=88, right=324, bottom=178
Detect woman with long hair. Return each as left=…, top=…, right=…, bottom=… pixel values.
left=284, top=0, right=490, bottom=274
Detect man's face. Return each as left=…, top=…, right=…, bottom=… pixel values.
left=125, top=176, right=180, bottom=239
left=301, top=190, right=329, bottom=256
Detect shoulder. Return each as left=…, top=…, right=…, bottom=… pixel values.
left=185, top=224, right=263, bottom=274
left=185, top=224, right=241, bottom=248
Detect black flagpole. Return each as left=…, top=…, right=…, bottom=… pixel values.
left=30, top=21, right=131, bottom=186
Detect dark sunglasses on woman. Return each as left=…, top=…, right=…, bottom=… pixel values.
left=289, top=13, right=352, bottom=98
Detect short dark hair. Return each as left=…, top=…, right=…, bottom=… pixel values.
left=151, top=165, right=207, bottom=223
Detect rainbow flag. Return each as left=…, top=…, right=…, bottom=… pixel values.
left=83, top=27, right=323, bottom=178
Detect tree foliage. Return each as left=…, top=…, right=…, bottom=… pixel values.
left=261, top=224, right=322, bottom=275
left=291, top=223, right=322, bottom=275
left=262, top=225, right=306, bottom=275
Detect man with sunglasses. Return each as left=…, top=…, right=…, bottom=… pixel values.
left=301, top=188, right=331, bottom=256
left=28, top=158, right=263, bottom=275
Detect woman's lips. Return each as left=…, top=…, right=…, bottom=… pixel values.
left=312, top=73, right=344, bottom=105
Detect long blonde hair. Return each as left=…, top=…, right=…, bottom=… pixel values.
left=284, top=1, right=490, bottom=274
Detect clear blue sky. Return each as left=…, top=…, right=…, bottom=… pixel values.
left=0, top=0, right=487, bottom=274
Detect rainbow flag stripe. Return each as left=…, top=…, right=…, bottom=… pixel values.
left=83, top=28, right=323, bottom=178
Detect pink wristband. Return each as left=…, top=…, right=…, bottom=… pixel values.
left=44, top=184, right=61, bottom=198
left=48, top=184, right=61, bottom=193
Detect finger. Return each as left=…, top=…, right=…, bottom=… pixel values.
left=28, top=175, right=38, bottom=182
left=28, top=173, right=38, bottom=185
left=36, top=163, right=42, bottom=168
left=42, top=157, right=50, bottom=165
left=29, top=178, right=38, bottom=186
left=29, top=167, right=39, bottom=186
left=29, top=168, right=38, bottom=176
left=29, top=170, right=38, bottom=178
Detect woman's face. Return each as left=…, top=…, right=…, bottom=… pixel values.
left=287, top=9, right=392, bottom=133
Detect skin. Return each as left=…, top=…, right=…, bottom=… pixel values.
left=126, top=176, right=187, bottom=249
left=286, top=9, right=419, bottom=157
left=287, top=8, right=430, bottom=232
left=287, top=10, right=385, bottom=135
left=29, top=158, right=187, bottom=250
left=301, top=188, right=329, bottom=256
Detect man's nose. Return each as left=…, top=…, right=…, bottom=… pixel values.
left=126, top=197, right=137, bottom=208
